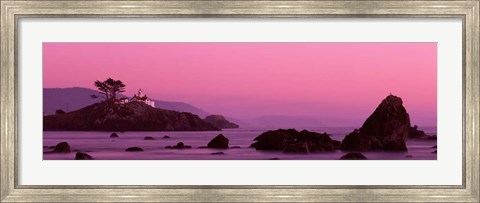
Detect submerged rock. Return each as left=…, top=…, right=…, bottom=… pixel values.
left=176, top=142, right=185, bottom=149
left=162, top=135, right=171, bottom=139
left=125, top=147, right=143, bottom=152
left=211, top=152, right=225, bottom=155
left=340, top=152, right=367, bottom=160
left=341, top=95, right=410, bottom=151
left=143, top=136, right=155, bottom=140
left=250, top=129, right=339, bottom=153
left=52, top=142, right=71, bottom=153
left=230, top=146, right=241, bottom=149
left=75, top=152, right=94, bottom=160
left=110, top=133, right=119, bottom=138
left=207, top=134, right=229, bottom=149
left=166, top=142, right=191, bottom=149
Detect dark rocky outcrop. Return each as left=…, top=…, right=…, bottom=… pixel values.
left=162, top=135, right=171, bottom=139
left=143, top=136, right=155, bottom=140
left=125, top=147, right=143, bottom=152
left=75, top=152, right=94, bottom=160
left=341, top=95, right=410, bottom=151
left=207, top=134, right=229, bottom=149
left=340, top=152, right=367, bottom=160
left=341, top=131, right=383, bottom=151
left=204, top=115, right=239, bottom=129
left=43, top=102, right=220, bottom=131
left=250, top=129, right=339, bottom=153
left=110, top=133, right=119, bottom=138
left=52, top=142, right=71, bottom=153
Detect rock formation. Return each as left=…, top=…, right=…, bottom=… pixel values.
left=207, top=134, right=229, bottom=149
left=75, top=152, right=94, bottom=160
left=203, top=115, right=239, bottom=129
left=52, top=142, right=71, bottom=153
left=250, top=129, right=339, bottom=153
left=341, top=95, right=410, bottom=151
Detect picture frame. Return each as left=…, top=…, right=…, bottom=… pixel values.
left=1, top=0, right=478, bottom=202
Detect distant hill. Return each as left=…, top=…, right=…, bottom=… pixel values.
left=43, top=101, right=219, bottom=131
left=43, top=87, right=211, bottom=117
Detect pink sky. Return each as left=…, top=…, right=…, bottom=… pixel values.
left=43, top=43, right=437, bottom=127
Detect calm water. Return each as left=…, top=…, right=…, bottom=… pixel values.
left=43, top=127, right=437, bottom=160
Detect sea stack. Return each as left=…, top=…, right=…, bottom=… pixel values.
left=341, top=95, right=410, bottom=151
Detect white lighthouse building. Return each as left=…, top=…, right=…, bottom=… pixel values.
left=131, top=89, right=155, bottom=107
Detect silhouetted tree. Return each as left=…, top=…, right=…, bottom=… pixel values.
left=105, top=78, right=126, bottom=100
left=94, top=78, right=126, bottom=101
left=94, top=80, right=110, bottom=101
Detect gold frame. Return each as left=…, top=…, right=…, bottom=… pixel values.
left=1, top=0, right=479, bottom=202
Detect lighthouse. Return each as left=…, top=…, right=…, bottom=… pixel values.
left=130, top=89, right=155, bottom=107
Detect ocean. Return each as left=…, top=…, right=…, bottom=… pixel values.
left=43, top=127, right=437, bottom=160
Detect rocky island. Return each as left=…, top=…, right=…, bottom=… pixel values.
left=43, top=101, right=219, bottom=131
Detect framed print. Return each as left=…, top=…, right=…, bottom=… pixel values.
left=1, top=0, right=479, bottom=202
